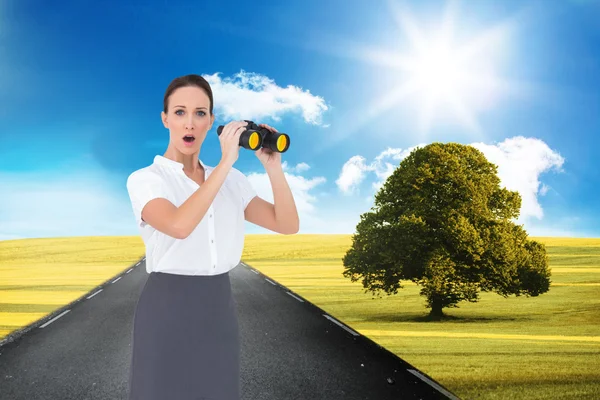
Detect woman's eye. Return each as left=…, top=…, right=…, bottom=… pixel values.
left=175, top=110, right=205, bottom=116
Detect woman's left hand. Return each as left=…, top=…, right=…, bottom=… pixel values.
left=255, top=123, right=282, bottom=169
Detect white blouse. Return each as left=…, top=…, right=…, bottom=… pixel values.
left=126, top=155, right=257, bottom=276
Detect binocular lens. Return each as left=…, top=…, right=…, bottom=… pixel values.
left=277, top=135, right=287, bottom=152
left=249, top=132, right=260, bottom=149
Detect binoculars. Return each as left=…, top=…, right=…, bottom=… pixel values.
left=216, top=120, right=290, bottom=153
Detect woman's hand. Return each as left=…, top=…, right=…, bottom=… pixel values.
left=255, top=123, right=282, bottom=169
left=218, top=120, right=248, bottom=168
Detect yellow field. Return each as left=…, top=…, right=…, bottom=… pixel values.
left=1, top=234, right=599, bottom=399
left=0, top=236, right=145, bottom=337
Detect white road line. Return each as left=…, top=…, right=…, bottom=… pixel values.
left=240, top=262, right=259, bottom=274
left=126, top=268, right=133, bottom=274
left=286, top=292, right=304, bottom=302
left=112, top=277, right=122, bottom=283
left=265, top=278, right=277, bottom=285
left=323, top=314, right=360, bottom=336
left=86, top=289, right=103, bottom=299
left=39, top=310, right=70, bottom=328
left=407, top=369, right=460, bottom=400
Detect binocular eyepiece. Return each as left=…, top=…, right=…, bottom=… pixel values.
left=216, top=120, right=290, bottom=153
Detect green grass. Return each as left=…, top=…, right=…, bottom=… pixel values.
left=242, top=235, right=600, bottom=399
left=1, top=234, right=599, bottom=399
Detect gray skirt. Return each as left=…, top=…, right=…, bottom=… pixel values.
left=128, top=271, right=240, bottom=400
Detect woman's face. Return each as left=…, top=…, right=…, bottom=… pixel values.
left=161, top=86, right=214, bottom=153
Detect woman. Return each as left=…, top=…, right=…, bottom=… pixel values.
left=125, top=74, right=299, bottom=400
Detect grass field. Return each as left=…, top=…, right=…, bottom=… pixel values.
left=1, top=234, right=599, bottom=399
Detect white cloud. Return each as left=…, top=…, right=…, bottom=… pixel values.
left=242, top=162, right=366, bottom=234
left=370, top=146, right=425, bottom=192
left=336, top=144, right=426, bottom=196
left=282, top=160, right=310, bottom=173
left=203, top=70, right=329, bottom=126
left=245, top=166, right=326, bottom=223
left=337, top=136, right=565, bottom=224
left=471, top=136, right=565, bottom=221
left=335, top=155, right=370, bottom=195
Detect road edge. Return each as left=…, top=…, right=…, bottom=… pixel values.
left=239, top=261, right=462, bottom=400
left=0, top=256, right=145, bottom=349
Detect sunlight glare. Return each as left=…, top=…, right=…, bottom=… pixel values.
left=412, top=42, right=465, bottom=100
left=344, top=0, right=524, bottom=141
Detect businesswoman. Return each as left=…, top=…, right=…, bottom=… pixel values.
left=125, top=74, right=299, bottom=400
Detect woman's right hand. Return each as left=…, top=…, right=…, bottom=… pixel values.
left=218, top=120, right=248, bottom=167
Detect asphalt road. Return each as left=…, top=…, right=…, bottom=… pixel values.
left=0, top=258, right=460, bottom=400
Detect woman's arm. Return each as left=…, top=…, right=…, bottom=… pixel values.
left=174, top=161, right=233, bottom=239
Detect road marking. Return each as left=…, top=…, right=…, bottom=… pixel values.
left=241, top=263, right=259, bottom=274
left=286, top=292, right=304, bottom=302
left=112, top=277, right=122, bottom=283
left=407, top=369, right=460, bottom=400
left=39, top=310, right=70, bottom=328
left=323, top=314, right=359, bottom=336
left=126, top=268, right=133, bottom=274
left=265, top=278, right=277, bottom=285
left=86, top=289, right=103, bottom=299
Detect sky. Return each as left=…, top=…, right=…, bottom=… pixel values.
left=1, top=0, right=599, bottom=240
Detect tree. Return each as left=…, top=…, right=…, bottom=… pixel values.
left=342, top=142, right=552, bottom=319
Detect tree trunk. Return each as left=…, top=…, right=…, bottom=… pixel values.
left=429, top=297, right=445, bottom=319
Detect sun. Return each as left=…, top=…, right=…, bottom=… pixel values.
left=411, top=42, right=466, bottom=101
left=341, top=0, right=527, bottom=141
left=399, top=30, right=492, bottom=135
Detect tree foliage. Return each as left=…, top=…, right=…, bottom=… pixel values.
left=342, top=142, right=552, bottom=318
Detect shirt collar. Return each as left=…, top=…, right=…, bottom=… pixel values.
left=153, top=155, right=210, bottom=171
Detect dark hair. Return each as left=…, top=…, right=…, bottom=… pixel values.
left=163, top=74, right=214, bottom=116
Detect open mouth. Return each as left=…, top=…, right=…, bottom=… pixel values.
left=183, top=135, right=195, bottom=143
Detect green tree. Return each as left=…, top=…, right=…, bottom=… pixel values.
left=342, top=142, right=551, bottom=319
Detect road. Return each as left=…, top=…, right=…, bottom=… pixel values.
left=0, top=258, right=460, bottom=399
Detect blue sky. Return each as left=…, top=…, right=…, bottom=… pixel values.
left=1, top=0, right=599, bottom=240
